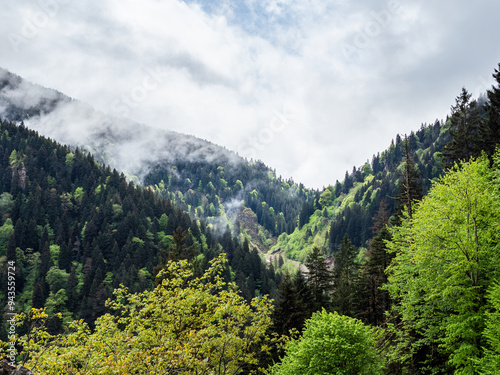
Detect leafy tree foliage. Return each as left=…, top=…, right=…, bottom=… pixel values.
left=8, top=255, right=274, bottom=374
left=479, top=282, right=500, bottom=374
left=269, top=309, right=384, bottom=375
left=385, top=155, right=500, bottom=374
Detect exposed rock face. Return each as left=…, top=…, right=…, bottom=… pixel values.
left=0, top=360, right=33, bottom=375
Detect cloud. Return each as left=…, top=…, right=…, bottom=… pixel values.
left=1, top=0, right=500, bottom=188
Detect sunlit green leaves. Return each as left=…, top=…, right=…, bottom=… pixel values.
left=269, top=309, right=384, bottom=375
left=9, top=254, right=273, bottom=374
left=385, top=155, right=500, bottom=373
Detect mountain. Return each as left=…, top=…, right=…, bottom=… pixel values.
left=1, top=68, right=456, bottom=269
left=0, top=68, right=316, bottom=256
left=0, top=118, right=280, bottom=339
left=274, top=121, right=451, bottom=262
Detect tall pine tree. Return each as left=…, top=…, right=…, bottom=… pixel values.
left=304, top=246, right=332, bottom=311
left=441, top=87, right=483, bottom=168
left=480, top=63, right=500, bottom=158
left=331, top=235, right=359, bottom=317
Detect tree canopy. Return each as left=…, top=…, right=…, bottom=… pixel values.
left=11, top=254, right=274, bottom=374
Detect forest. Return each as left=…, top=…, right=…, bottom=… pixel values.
left=0, top=62, right=499, bottom=374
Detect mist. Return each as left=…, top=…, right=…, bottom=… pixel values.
left=0, top=67, right=244, bottom=182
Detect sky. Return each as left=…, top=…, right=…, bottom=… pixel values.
left=1, top=0, right=500, bottom=189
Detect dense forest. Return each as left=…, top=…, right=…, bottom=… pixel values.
left=0, top=62, right=499, bottom=374
left=0, top=119, right=280, bottom=337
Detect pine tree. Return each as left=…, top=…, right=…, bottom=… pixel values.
left=304, top=246, right=332, bottom=311
left=331, top=235, right=359, bottom=317
left=441, top=87, right=483, bottom=168
left=480, top=63, right=500, bottom=158
left=32, top=281, right=45, bottom=308
left=397, top=135, right=423, bottom=220
left=273, top=271, right=313, bottom=336
left=358, top=227, right=392, bottom=325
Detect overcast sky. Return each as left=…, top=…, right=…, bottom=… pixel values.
left=1, top=0, right=500, bottom=189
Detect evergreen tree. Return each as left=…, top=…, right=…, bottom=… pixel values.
left=480, top=63, right=500, bottom=158
left=32, top=281, right=45, bottom=309
left=304, top=246, right=332, bottom=311
left=331, top=235, right=359, bottom=317
left=358, top=227, right=392, bottom=325
left=441, top=87, right=483, bottom=168
left=397, top=135, right=423, bottom=220
left=273, top=271, right=313, bottom=336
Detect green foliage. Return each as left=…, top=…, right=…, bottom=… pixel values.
left=0, top=218, right=14, bottom=256
left=479, top=282, right=500, bottom=374
left=385, top=155, right=500, bottom=373
left=0, top=192, right=14, bottom=215
left=45, top=266, right=69, bottom=294
left=318, top=186, right=333, bottom=208
left=49, top=245, right=60, bottom=267
left=269, top=310, right=384, bottom=375
left=10, top=255, right=274, bottom=374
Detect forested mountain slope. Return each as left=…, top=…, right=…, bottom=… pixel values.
left=0, top=68, right=317, bottom=255
left=0, top=119, right=279, bottom=339
left=275, top=120, right=450, bottom=262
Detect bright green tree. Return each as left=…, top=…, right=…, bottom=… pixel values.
left=479, top=282, right=500, bottom=374
left=269, top=309, right=384, bottom=375
left=385, top=155, right=500, bottom=374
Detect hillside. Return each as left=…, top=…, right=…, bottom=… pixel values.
left=274, top=120, right=450, bottom=262
left=0, top=68, right=316, bottom=256
left=0, top=119, right=279, bottom=339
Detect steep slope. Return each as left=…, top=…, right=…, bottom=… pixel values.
left=274, top=121, right=451, bottom=262
left=0, top=68, right=316, bottom=254
left=0, top=119, right=279, bottom=339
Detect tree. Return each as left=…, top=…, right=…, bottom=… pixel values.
left=441, top=87, right=483, bottom=168
left=304, top=247, right=332, bottom=311
left=480, top=63, right=500, bottom=158
left=269, top=309, right=384, bottom=375
left=396, top=135, right=423, bottom=220
left=358, top=226, right=392, bottom=326
left=273, top=271, right=313, bottom=336
left=385, top=155, right=500, bottom=374
left=331, top=235, right=359, bottom=317
left=479, top=282, right=500, bottom=374
left=12, top=254, right=274, bottom=374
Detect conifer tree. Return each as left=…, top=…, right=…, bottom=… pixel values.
left=304, top=246, right=332, bottom=311
left=331, top=235, right=359, bottom=317
left=273, top=271, right=313, bottom=336
left=480, top=63, right=500, bottom=158
left=441, top=87, right=483, bottom=168
left=397, top=135, right=423, bottom=220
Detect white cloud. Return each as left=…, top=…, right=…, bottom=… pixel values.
left=1, top=0, right=500, bottom=188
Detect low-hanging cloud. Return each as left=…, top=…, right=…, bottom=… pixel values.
left=1, top=0, right=500, bottom=188
left=0, top=68, right=244, bottom=182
